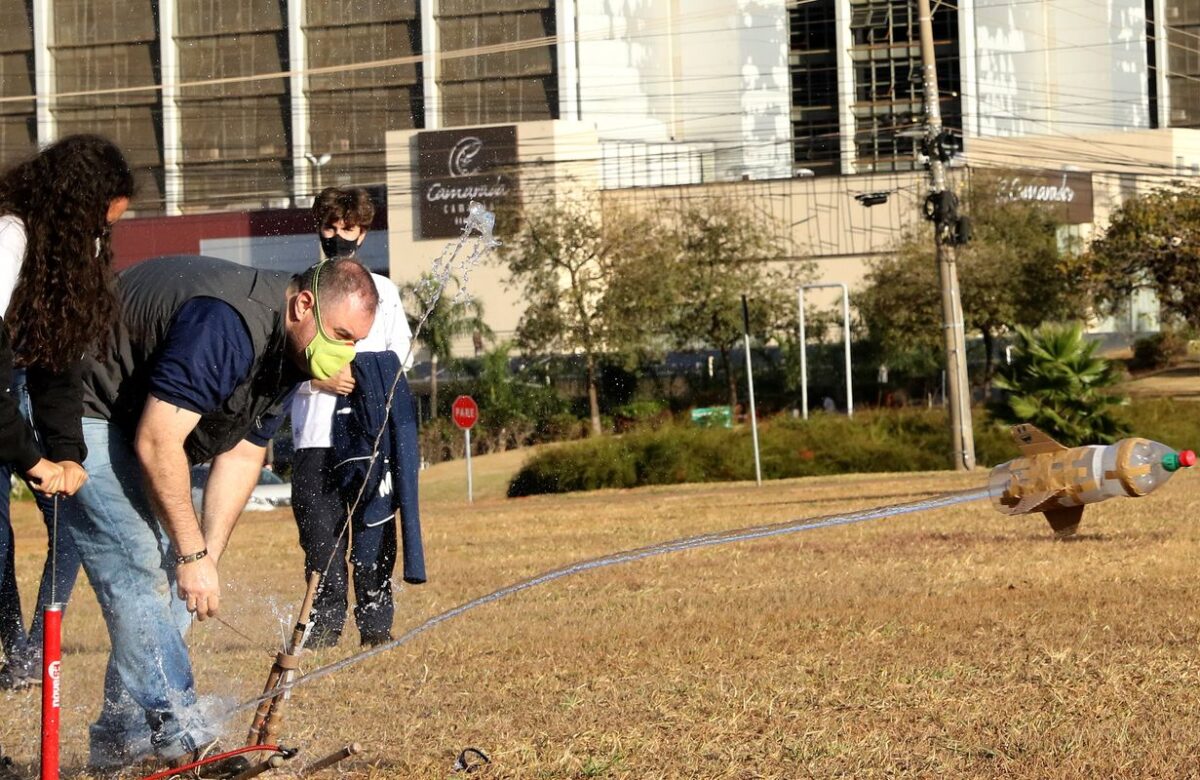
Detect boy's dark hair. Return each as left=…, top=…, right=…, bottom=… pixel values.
left=312, top=187, right=376, bottom=231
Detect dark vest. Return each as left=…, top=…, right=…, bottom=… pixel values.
left=82, top=255, right=297, bottom=464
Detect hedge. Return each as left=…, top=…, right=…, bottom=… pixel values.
left=507, top=399, right=1200, bottom=497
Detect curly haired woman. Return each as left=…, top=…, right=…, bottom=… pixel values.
left=0, top=135, right=135, bottom=688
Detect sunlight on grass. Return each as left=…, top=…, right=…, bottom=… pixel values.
left=2, top=455, right=1198, bottom=778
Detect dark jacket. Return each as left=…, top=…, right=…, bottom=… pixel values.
left=0, top=316, right=41, bottom=471
left=81, top=255, right=298, bottom=464
left=0, top=317, right=87, bottom=470
left=332, top=351, right=426, bottom=584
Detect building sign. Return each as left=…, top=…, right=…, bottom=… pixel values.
left=998, top=169, right=1094, bottom=224
left=416, top=125, right=519, bottom=239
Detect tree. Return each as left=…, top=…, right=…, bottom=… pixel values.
left=858, top=173, right=1090, bottom=386
left=1086, top=182, right=1200, bottom=329
left=501, top=194, right=676, bottom=436
left=664, top=197, right=811, bottom=412
left=989, top=322, right=1128, bottom=446
left=399, top=273, right=491, bottom=418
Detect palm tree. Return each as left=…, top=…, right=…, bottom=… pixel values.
left=400, top=273, right=492, bottom=418
left=989, top=322, right=1129, bottom=446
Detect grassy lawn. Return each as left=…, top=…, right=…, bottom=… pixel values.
left=2, top=449, right=1199, bottom=778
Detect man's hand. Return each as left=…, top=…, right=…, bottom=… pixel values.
left=310, top=364, right=355, bottom=395
left=25, top=458, right=64, bottom=495
left=176, top=555, right=220, bottom=620
left=57, top=461, right=88, bottom=496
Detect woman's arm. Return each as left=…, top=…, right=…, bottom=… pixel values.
left=0, top=316, right=42, bottom=471
left=25, top=359, right=87, bottom=463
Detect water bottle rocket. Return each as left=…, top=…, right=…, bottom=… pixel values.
left=989, top=424, right=1196, bottom=537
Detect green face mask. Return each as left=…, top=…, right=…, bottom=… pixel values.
left=304, top=262, right=357, bottom=380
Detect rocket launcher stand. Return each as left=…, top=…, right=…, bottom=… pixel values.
left=299, top=743, right=361, bottom=776
left=246, top=572, right=321, bottom=748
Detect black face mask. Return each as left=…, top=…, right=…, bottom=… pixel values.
left=320, top=234, right=361, bottom=259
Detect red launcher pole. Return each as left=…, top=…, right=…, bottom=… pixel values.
left=40, top=603, right=63, bottom=780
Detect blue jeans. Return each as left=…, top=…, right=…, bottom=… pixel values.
left=62, top=418, right=215, bottom=766
left=0, top=371, right=83, bottom=674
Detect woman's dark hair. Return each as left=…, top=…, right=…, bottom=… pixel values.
left=0, top=134, right=135, bottom=371
left=312, top=186, right=375, bottom=231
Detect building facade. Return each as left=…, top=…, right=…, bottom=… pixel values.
left=0, top=0, right=795, bottom=215
left=5, top=0, right=1193, bottom=213
left=6, top=0, right=1197, bottom=346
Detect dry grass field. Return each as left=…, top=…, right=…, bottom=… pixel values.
left=2, top=450, right=1200, bottom=779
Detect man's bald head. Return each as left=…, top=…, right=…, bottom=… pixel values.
left=294, top=257, right=379, bottom=312
left=284, top=258, right=378, bottom=374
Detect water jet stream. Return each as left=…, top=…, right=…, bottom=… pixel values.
left=223, top=486, right=991, bottom=719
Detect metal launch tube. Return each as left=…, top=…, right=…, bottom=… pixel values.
left=39, top=604, right=63, bottom=780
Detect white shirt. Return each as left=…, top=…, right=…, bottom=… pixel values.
left=0, top=215, right=27, bottom=318
left=291, top=272, right=414, bottom=449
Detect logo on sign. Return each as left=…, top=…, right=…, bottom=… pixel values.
left=449, top=137, right=484, bottom=177
left=48, top=660, right=61, bottom=706
left=994, top=168, right=1094, bottom=224
left=416, top=126, right=519, bottom=239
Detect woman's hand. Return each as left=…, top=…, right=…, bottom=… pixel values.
left=57, top=461, right=88, bottom=495
left=25, top=458, right=65, bottom=495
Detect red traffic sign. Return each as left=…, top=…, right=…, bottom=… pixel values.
left=451, top=395, right=479, bottom=430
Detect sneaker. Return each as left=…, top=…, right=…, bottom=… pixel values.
left=0, top=660, right=37, bottom=691
left=359, top=632, right=393, bottom=648
left=1, top=746, right=16, bottom=780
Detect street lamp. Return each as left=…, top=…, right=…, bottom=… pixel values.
left=304, top=152, right=332, bottom=196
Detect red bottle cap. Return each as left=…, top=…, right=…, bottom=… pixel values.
left=1181, top=450, right=1197, bottom=468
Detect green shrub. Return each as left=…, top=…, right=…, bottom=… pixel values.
left=505, top=399, right=1200, bottom=497
left=507, top=437, right=638, bottom=496
left=508, top=409, right=969, bottom=497
left=538, top=412, right=589, bottom=442
left=1129, top=330, right=1188, bottom=372
left=989, top=323, right=1128, bottom=446
left=612, top=400, right=671, bottom=433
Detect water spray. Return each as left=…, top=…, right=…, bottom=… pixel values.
left=227, top=487, right=993, bottom=715
left=244, top=573, right=320, bottom=749
left=223, top=427, right=1194, bottom=718
left=194, top=201, right=502, bottom=780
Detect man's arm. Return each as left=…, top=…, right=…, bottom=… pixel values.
left=202, top=438, right=266, bottom=563
left=134, top=394, right=220, bottom=620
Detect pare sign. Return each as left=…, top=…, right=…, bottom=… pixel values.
left=451, top=395, right=479, bottom=430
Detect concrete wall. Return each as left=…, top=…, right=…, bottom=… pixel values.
left=573, top=0, right=791, bottom=180
left=970, top=0, right=1153, bottom=138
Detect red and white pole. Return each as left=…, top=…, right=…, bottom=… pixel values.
left=40, top=604, right=62, bottom=780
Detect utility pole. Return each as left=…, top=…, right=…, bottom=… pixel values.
left=916, top=0, right=975, bottom=471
